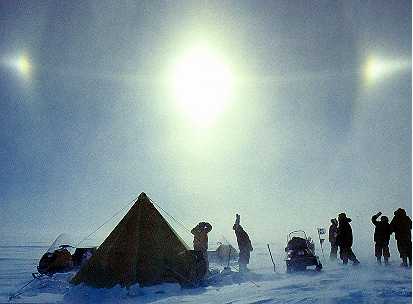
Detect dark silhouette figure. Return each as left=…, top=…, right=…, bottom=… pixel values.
left=233, top=214, right=253, bottom=272
left=336, top=213, right=360, bottom=265
left=191, top=221, right=212, bottom=272
left=329, top=218, right=339, bottom=261
left=390, top=208, right=412, bottom=267
left=371, top=212, right=391, bottom=265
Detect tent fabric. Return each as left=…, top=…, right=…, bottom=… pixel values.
left=71, top=192, right=200, bottom=288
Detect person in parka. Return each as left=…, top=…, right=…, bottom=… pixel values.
left=233, top=214, right=253, bottom=272
left=336, top=213, right=360, bottom=265
left=371, top=212, right=392, bottom=265
left=390, top=208, right=412, bottom=267
left=329, top=218, right=339, bottom=261
left=191, top=221, right=212, bottom=270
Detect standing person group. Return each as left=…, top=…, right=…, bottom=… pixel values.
left=191, top=214, right=253, bottom=275
left=190, top=207, right=410, bottom=277
left=335, top=213, right=360, bottom=265
left=328, top=208, right=412, bottom=267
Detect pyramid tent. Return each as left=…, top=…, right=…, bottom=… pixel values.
left=71, top=192, right=205, bottom=288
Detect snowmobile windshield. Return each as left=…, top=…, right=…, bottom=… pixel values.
left=46, top=233, right=76, bottom=254
left=288, top=230, right=307, bottom=241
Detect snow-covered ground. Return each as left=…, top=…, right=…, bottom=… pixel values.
left=1, top=242, right=411, bottom=304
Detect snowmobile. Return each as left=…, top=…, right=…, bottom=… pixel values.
left=36, top=234, right=96, bottom=277
left=285, top=230, right=322, bottom=272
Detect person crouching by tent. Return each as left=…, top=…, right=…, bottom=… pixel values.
left=233, top=214, right=253, bottom=272
left=329, top=218, right=339, bottom=261
left=191, top=222, right=212, bottom=272
left=336, top=213, right=360, bottom=265
left=390, top=208, right=412, bottom=267
left=371, top=212, right=391, bottom=265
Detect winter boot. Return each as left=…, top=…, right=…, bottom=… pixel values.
left=401, top=257, right=408, bottom=267
left=384, top=257, right=389, bottom=266
left=376, top=257, right=382, bottom=265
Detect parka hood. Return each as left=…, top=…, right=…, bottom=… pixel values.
left=394, top=208, right=406, bottom=217
left=338, top=213, right=352, bottom=223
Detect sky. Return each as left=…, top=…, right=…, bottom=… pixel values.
left=0, top=1, right=411, bottom=253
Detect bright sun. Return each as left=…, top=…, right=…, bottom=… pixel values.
left=168, top=43, right=234, bottom=127
left=363, top=55, right=411, bottom=87
left=2, top=52, right=33, bottom=82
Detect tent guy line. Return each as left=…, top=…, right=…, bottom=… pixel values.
left=75, top=193, right=196, bottom=249
left=75, top=194, right=140, bottom=247
left=149, top=197, right=194, bottom=236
